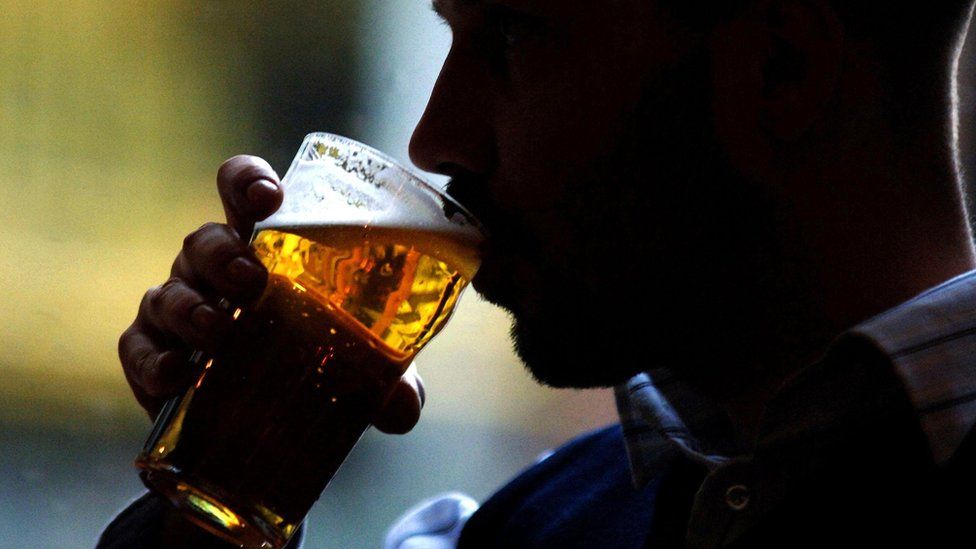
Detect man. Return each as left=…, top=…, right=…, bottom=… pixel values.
left=102, top=0, right=976, bottom=546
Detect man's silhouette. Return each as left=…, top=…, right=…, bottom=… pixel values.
left=103, top=1, right=976, bottom=546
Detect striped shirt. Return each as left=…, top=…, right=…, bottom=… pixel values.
left=615, top=269, right=976, bottom=546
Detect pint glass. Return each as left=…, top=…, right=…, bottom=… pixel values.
left=136, top=133, right=485, bottom=548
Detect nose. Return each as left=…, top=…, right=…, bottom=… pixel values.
left=409, top=43, right=495, bottom=177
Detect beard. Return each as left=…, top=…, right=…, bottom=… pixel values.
left=448, top=48, right=814, bottom=390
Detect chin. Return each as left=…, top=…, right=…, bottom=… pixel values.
left=508, top=312, right=648, bottom=389
left=474, top=255, right=655, bottom=389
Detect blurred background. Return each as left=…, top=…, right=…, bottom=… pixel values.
left=6, top=2, right=976, bottom=548
left=0, top=1, right=618, bottom=547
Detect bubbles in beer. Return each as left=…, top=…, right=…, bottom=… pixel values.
left=251, top=226, right=471, bottom=355
left=137, top=134, right=485, bottom=548
left=137, top=225, right=475, bottom=548
left=256, top=157, right=485, bottom=273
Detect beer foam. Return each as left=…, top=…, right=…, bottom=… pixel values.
left=256, top=151, right=484, bottom=250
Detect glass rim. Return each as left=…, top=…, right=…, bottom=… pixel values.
left=290, top=132, right=489, bottom=239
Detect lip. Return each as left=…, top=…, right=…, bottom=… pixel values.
left=471, top=241, right=517, bottom=307
left=470, top=233, right=547, bottom=319
left=471, top=242, right=502, bottom=295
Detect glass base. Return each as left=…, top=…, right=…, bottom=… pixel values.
left=138, top=461, right=297, bottom=549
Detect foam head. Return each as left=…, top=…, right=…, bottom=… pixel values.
left=255, top=133, right=486, bottom=277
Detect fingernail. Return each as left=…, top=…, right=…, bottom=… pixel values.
left=246, top=179, right=279, bottom=204
left=191, top=305, right=219, bottom=332
left=227, top=256, right=266, bottom=285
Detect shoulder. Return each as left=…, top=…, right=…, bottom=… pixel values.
left=458, top=425, right=660, bottom=549
left=471, top=424, right=631, bottom=514
left=844, top=270, right=976, bottom=466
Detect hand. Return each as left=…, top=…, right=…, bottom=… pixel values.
left=118, top=155, right=425, bottom=433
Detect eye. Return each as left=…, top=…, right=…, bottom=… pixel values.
left=489, top=6, right=544, bottom=48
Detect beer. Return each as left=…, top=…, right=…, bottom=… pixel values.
left=137, top=224, right=478, bottom=548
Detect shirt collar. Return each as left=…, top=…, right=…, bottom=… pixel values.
left=613, top=369, right=735, bottom=488
left=848, top=269, right=976, bottom=465
left=616, top=269, right=976, bottom=488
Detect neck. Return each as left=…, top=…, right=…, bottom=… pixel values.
left=696, top=83, right=975, bottom=449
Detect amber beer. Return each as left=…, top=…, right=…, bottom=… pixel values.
left=135, top=134, right=484, bottom=549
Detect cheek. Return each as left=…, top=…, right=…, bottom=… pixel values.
left=490, top=110, right=617, bottom=216
left=488, top=19, right=669, bottom=211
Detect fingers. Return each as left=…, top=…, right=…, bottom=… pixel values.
left=119, top=326, right=195, bottom=420
left=217, top=155, right=283, bottom=236
left=171, top=222, right=268, bottom=302
left=137, top=278, right=231, bottom=353
left=124, top=275, right=233, bottom=419
left=373, top=364, right=426, bottom=435
left=122, top=155, right=281, bottom=421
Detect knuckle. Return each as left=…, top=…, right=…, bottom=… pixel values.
left=213, top=232, right=245, bottom=258
left=146, top=278, right=190, bottom=317
left=185, top=223, right=244, bottom=263
left=183, top=222, right=222, bottom=251
left=152, top=279, right=177, bottom=306
left=169, top=283, right=200, bottom=316
left=143, top=284, right=165, bottom=313
left=170, top=252, right=190, bottom=279
left=124, top=340, right=159, bottom=389
left=135, top=350, right=156, bottom=376
left=137, top=356, right=163, bottom=395
left=118, top=326, right=139, bottom=362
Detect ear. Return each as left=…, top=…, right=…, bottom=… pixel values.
left=759, top=0, right=844, bottom=142
left=708, top=0, right=844, bottom=184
